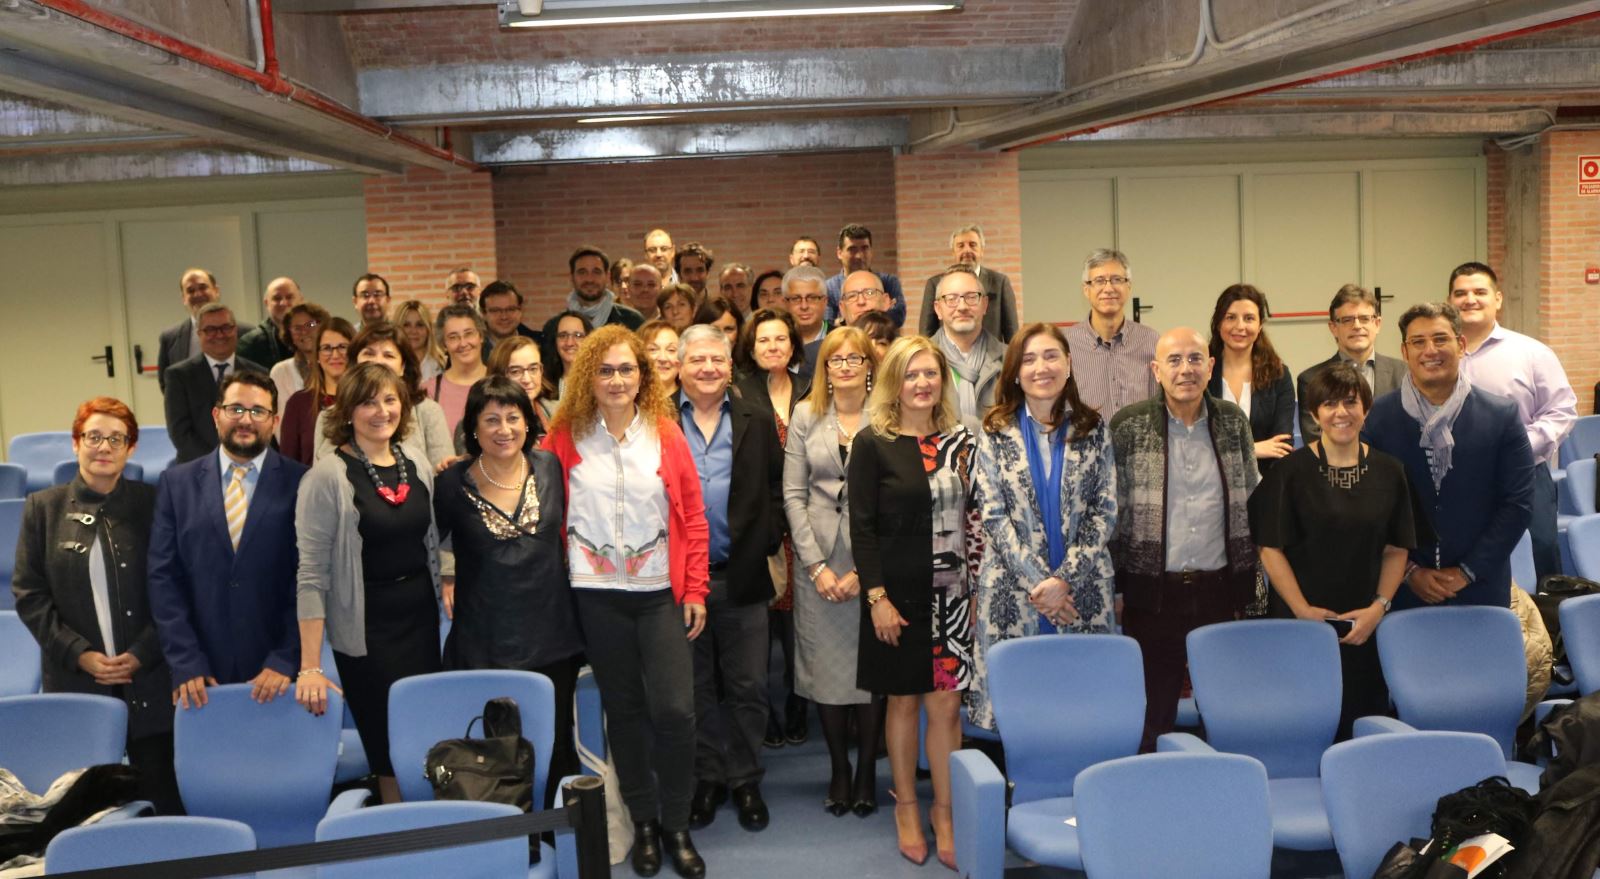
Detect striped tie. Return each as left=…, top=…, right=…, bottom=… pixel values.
left=225, top=463, right=250, bottom=550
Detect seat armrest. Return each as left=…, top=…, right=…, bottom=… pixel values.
left=951, top=749, right=1006, bottom=879
left=325, top=787, right=372, bottom=818
left=1352, top=716, right=1416, bottom=737
left=1156, top=732, right=1215, bottom=754
left=94, top=801, right=154, bottom=823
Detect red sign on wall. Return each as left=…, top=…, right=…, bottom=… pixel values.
left=1582, top=155, right=1600, bottom=196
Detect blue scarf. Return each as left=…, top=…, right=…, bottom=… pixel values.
left=1021, top=406, right=1067, bottom=633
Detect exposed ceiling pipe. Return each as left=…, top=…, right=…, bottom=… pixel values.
left=1010, top=7, right=1600, bottom=151
left=29, top=0, right=480, bottom=171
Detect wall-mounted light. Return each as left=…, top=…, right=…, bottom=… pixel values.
left=505, top=0, right=961, bottom=29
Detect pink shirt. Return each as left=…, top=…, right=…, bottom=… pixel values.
left=427, top=375, right=472, bottom=436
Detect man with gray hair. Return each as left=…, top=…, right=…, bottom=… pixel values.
left=165, top=302, right=268, bottom=462
left=918, top=224, right=1019, bottom=342
left=1064, top=249, right=1160, bottom=419
left=931, top=265, right=1003, bottom=432
left=675, top=323, right=784, bottom=833
left=782, top=265, right=830, bottom=375
left=719, top=263, right=753, bottom=305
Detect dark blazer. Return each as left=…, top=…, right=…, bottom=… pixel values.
left=237, top=319, right=291, bottom=371
left=157, top=318, right=193, bottom=393
left=1362, top=386, right=1535, bottom=609
left=147, top=449, right=305, bottom=687
left=677, top=388, right=784, bottom=607
left=1208, top=362, right=1296, bottom=471
left=734, top=370, right=812, bottom=423
left=10, top=477, right=172, bottom=739
left=918, top=267, right=1020, bottom=342
left=163, top=353, right=268, bottom=463
left=1296, top=352, right=1407, bottom=442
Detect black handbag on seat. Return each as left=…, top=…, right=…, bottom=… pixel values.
left=424, top=696, right=538, bottom=862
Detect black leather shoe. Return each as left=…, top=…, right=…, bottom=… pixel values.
left=663, top=829, right=706, bottom=878
left=784, top=695, right=809, bottom=745
left=763, top=710, right=786, bottom=749
left=687, top=780, right=726, bottom=830
left=733, top=783, right=769, bottom=831
left=631, top=819, right=663, bottom=877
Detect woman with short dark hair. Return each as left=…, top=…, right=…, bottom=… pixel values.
left=693, top=296, right=745, bottom=349
left=750, top=270, right=785, bottom=314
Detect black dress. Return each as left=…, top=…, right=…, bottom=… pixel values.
left=332, top=450, right=441, bottom=777
left=1247, top=443, right=1427, bottom=739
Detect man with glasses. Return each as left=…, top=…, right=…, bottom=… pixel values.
left=165, top=303, right=267, bottom=463
left=917, top=224, right=1019, bottom=343
left=351, top=273, right=391, bottom=330
left=824, top=224, right=906, bottom=328
left=1064, top=249, right=1160, bottom=420
left=445, top=268, right=482, bottom=308
left=788, top=236, right=820, bottom=268
left=930, top=265, right=1003, bottom=432
left=1297, top=284, right=1406, bottom=443
left=646, top=228, right=678, bottom=285
left=149, top=370, right=306, bottom=714
left=675, top=324, right=783, bottom=834
left=158, top=267, right=222, bottom=392
left=782, top=265, right=830, bottom=376
left=837, top=271, right=891, bottom=328
left=1110, top=326, right=1259, bottom=751
left=479, top=280, right=541, bottom=348
left=1363, top=302, right=1534, bottom=608
left=238, top=277, right=303, bottom=370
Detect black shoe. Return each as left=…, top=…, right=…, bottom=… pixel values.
left=663, top=829, right=706, bottom=878
left=784, top=695, right=809, bottom=745
left=851, top=763, right=878, bottom=816
left=825, top=767, right=852, bottom=816
left=733, top=783, right=769, bottom=831
left=631, top=819, right=663, bottom=877
left=687, top=780, right=726, bottom=830
left=763, top=710, right=786, bottom=749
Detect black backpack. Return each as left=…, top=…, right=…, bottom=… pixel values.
left=424, top=697, right=538, bottom=861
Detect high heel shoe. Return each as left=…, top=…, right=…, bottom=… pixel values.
left=824, top=767, right=852, bottom=816
left=930, top=802, right=956, bottom=871
left=890, top=791, right=928, bottom=865
left=850, top=765, right=877, bottom=817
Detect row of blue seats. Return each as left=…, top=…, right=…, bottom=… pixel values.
left=0, top=669, right=577, bottom=878
left=952, top=600, right=1600, bottom=879
left=2, top=428, right=177, bottom=497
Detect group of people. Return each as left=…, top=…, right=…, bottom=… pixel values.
left=11, top=222, right=1579, bottom=877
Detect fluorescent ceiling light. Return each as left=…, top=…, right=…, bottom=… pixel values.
left=577, top=114, right=675, bottom=124
left=504, top=0, right=960, bottom=29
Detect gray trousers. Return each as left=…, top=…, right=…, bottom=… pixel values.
left=693, top=571, right=770, bottom=788
left=574, top=588, right=696, bottom=831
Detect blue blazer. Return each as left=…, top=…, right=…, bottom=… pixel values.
left=1362, top=387, right=1534, bottom=609
left=147, top=448, right=307, bottom=685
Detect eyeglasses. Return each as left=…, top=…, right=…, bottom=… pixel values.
left=449, top=282, right=479, bottom=293
left=199, top=324, right=237, bottom=338
left=1162, top=353, right=1207, bottom=369
left=484, top=306, right=522, bottom=318
left=1086, top=276, right=1130, bottom=288
left=1405, top=334, right=1457, bottom=351
left=505, top=364, right=544, bottom=380
left=289, top=321, right=320, bottom=334
left=840, top=288, right=884, bottom=303
left=219, top=404, right=273, bottom=422
left=784, top=294, right=827, bottom=305
left=356, top=291, right=389, bottom=301
left=319, top=344, right=350, bottom=356
left=597, top=364, right=639, bottom=379
left=1333, top=315, right=1377, bottom=327
left=936, top=292, right=983, bottom=307
left=826, top=354, right=868, bottom=369
left=556, top=331, right=587, bottom=342
left=80, top=432, right=130, bottom=450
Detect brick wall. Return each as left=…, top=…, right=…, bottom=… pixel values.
left=492, top=151, right=899, bottom=325
left=893, top=149, right=1024, bottom=330
left=364, top=167, right=498, bottom=308
left=1485, top=142, right=1507, bottom=272
left=1538, top=131, right=1600, bottom=413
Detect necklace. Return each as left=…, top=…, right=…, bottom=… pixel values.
left=1315, top=440, right=1367, bottom=490
left=834, top=409, right=860, bottom=444
left=477, top=454, right=527, bottom=491
left=353, top=442, right=410, bottom=506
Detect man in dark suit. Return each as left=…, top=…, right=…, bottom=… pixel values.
left=236, top=277, right=301, bottom=369
left=917, top=224, right=1019, bottom=343
left=148, top=370, right=305, bottom=710
left=157, top=267, right=221, bottom=392
left=675, top=324, right=784, bottom=835
left=1363, top=302, right=1534, bottom=610
left=164, top=303, right=267, bottom=463
left=1298, top=284, right=1406, bottom=442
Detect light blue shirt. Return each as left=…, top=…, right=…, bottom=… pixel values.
left=1164, top=408, right=1228, bottom=573
left=680, top=393, right=732, bottom=566
left=217, top=445, right=268, bottom=508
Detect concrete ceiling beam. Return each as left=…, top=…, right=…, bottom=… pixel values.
left=472, top=116, right=908, bottom=163
left=1069, top=108, right=1558, bottom=141
left=0, top=146, right=338, bottom=186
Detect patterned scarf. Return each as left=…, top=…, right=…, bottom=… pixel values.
left=938, top=330, right=996, bottom=423
left=567, top=289, right=615, bottom=328
left=1399, top=371, right=1472, bottom=491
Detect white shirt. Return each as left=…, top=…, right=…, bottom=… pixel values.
left=567, top=411, right=672, bottom=591
left=1220, top=379, right=1253, bottom=419
left=217, top=445, right=269, bottom=509
left=203, top=354, right=237, bottom=383
left=88, top=537, right=115, bottom=655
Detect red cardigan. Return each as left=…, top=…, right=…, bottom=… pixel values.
left=543, top=416, right=710, bottom=606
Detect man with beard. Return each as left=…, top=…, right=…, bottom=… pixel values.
left=788, top=236, right=820, bottom=268
left=148, top=370, right=307, bottom=712
left=928, top=265, right=1003, bottom=432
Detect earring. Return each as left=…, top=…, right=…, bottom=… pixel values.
left=1063, top=369, right=1071, bottom=380
left=866, top=374, right=873, bottom=393
left=826, top=379, right=833, bottom=395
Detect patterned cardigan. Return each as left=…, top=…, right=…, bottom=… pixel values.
left=1108, top=392, right=1259, bottom=612
left=968, top=414, right=1118, bottom=730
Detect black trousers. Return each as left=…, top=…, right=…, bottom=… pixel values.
left=692, top=572, right=769, bottom=788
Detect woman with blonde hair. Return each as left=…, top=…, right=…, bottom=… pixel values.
left=849, top=335, right=976, bottom=869
left=637, top=319, right=682, bottom=399
left=542, top=324, right=711, bottom=879
left=391, top=299, right=445, bottom=383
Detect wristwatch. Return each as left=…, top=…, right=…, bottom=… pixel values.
left=1373, top=595, right=1392, bottom=612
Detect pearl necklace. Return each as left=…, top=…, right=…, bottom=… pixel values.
left=834, top=409, right=861, bottom=444
left=477, top=454, right=526, bottom=491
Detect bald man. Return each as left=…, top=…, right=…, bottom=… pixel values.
left=836, top=270, right=890, bottom=327
left=1109, top=327, right=1260, bottom=751
left=237, top=277, right=302, bottom=368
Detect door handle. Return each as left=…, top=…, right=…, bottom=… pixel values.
left=90, top=344, right=115, bottom=378
left=1374, top=286, right=1392, bottom=304
left=1133, top=297, right=1154, bottom=324
left=134, top=343, right=147, bottom=375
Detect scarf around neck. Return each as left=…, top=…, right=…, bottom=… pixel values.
left=938, top=330, right=995, bottom=421
left=1399, top=371, right=1471, bottom=490
left=568, top=289, right=615, bottom=329
left=1021, top=405, right=1066, bottom=634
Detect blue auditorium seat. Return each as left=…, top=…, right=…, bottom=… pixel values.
left=0, top=693, right=126, bottom=794
left=45, top=816, right=254, bottom=875
left=317, top=800, right=531, bottom=879
left=7, top=433, right=73, bottom=495
left=0, top=610, right=41, bottom=696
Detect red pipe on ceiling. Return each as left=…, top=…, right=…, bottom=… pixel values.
left=31, top=0, right=481, bottom=171
left=1010, top=7, right=1600, bottom=151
